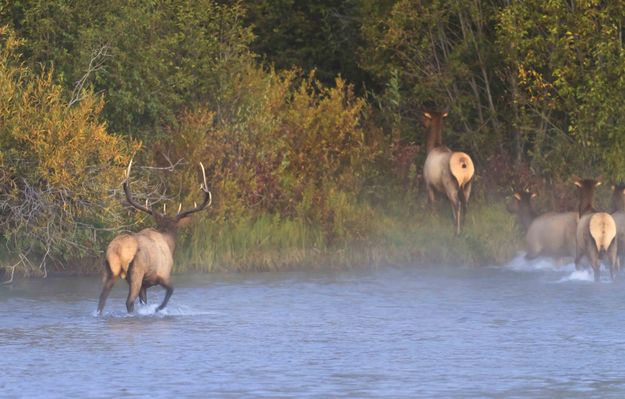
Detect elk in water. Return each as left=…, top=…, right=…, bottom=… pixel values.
left=97, top=160, right=212, bottom=314
left=611, top=184, right=625, bottom=267
left=422, top=111, right=475, bottom=234
left=507, top=189, right=538, bottom=232
left=573, top=177, right=618, bottom=281
left=524, top=177, right=597, bottom=262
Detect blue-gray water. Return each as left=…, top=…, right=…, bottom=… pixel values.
left=2, top=257, right=625, bottom=398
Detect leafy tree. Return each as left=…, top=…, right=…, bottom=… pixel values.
left=1, top=0, right=256, bottom=140
left=245, top=0, right=371, bottom=87
left=498, top=0, right=625, bottom=182
left=360, top=0, right=507, bottom=163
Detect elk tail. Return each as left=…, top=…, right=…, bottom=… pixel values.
left=449, top=152, right=474, bottom=190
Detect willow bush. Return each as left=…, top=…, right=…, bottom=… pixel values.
left=151, top=69, right=378, bottom=267
left=0, top=27, right=137, bottom=278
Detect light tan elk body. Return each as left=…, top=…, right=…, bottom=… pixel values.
left=572, top=178, right=618, bottom=281
left=612, top=184, right=625, bottom=267
left=422, top=111, right=475, bottom=234
left=97, top=161, right=212, bottom=314
left=524, top=178, right=597, bottom=261
left=525, top=212, right=578, bottom=260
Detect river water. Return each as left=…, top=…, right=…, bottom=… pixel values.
left=2, top=256, right=625, bottom=398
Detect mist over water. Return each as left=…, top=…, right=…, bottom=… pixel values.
left=2, top=259, right=625, bottom=398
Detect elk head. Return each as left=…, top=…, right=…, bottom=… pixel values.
left=573, top=175, right=601, bottom=216
left=507, top=188, right=538, bottom=231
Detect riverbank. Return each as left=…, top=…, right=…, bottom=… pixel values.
left=0, top=200, right=521, bottom=281
left=175, top=201, right=520, bottom=273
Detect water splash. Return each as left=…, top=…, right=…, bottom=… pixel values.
left=557, top=269, right=594, bottom=283
left=94, top=304, right=219, bottom=318
left=503, top=252, right=616, bottom=283
left=504, top=252, right=575, bottom=273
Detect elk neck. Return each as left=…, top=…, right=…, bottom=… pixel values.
left=578, top=196, right=595, bottom=216
left=577, top=180, right=598, bottom=216
left=155, top=224, right=179, bottom=254
left=425, top=115, right=444, bottom=153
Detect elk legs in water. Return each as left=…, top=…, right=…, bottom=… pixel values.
left=139, top=286, right=147, bottom=305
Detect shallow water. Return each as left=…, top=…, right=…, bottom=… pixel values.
left=2, top=257, right=625, bottom=398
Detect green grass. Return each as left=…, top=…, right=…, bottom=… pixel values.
left=173, top=199, right=522, bottom=273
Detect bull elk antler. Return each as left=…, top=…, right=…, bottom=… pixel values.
left=122, top=159, right=154, bottom=215
left=122, top=159, right=212, bottom=217
left=176, top=162, right=212, bottom=220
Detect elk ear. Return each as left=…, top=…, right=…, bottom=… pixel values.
left=176, top=216, right=193, bottom=228
left=572, top=175, right=581, bottom=186
left=423, top=112, right=432, bottom=120
left=513, top=193, right=521, bottom=201
left=595, top=175, right=603, bottom=187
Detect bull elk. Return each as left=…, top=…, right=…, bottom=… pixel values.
left=422, top=111, right=475, bottom=234
left=97, top=160, right=212, bottom=314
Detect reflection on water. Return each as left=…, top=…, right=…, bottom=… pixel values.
left=2, top=259, right=625, bottom=398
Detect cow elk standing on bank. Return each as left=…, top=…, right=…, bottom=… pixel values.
left=422, top=111, right=475, bottom=235
left=97, top=160, right=212, bottom=314
left=573, top=177, right=618, bottom=281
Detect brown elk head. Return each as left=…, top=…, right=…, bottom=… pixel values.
left=122, top=159, right=212, bottom=234
left=422, top=110, right=448, bottom=153
left=507, top=188, right=538, bottom=231
left=612, top=183, right=625, bottom=213
left=573, top=175, right=601, bottom=216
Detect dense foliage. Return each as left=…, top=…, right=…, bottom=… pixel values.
left=2, top=0, right=625, bottom=275
left=0, top=27, right=137, bottom=276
